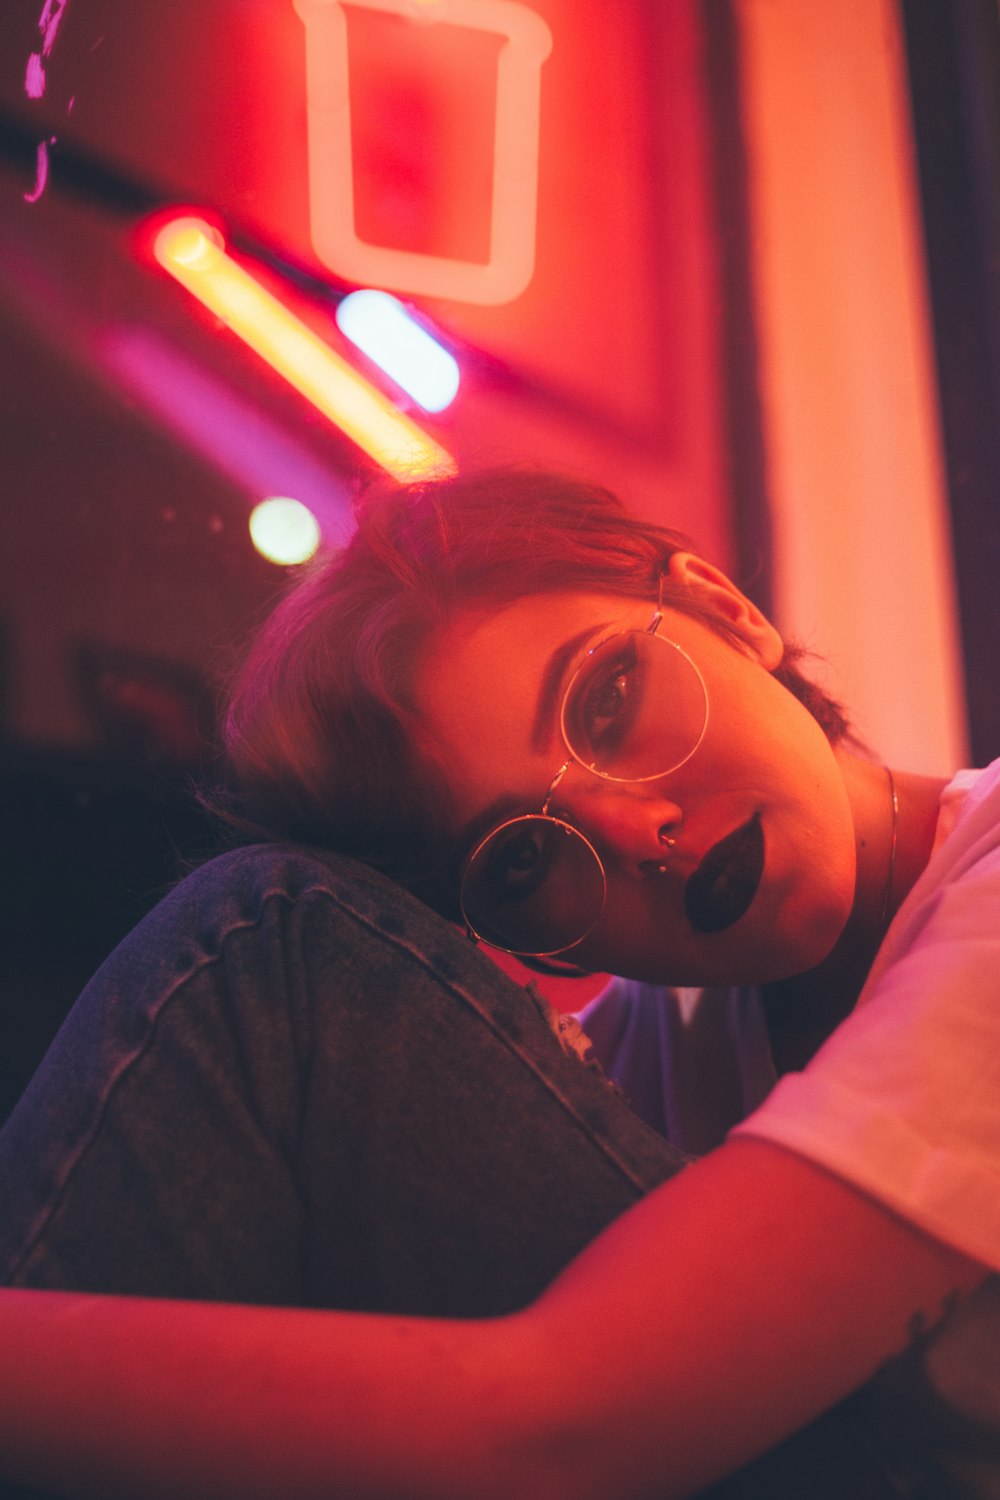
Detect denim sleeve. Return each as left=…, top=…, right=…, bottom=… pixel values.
left=0, top=844, right=684, bottom=1315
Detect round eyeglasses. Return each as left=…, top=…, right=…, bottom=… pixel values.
left=459, top=602, right=709, bottom=957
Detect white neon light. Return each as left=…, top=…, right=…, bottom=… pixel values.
left=294, top=0, right=553, bottom=305
left=336, top=290, right=460, bottom=411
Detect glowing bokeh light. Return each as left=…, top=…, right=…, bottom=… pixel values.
left=336, top=291, right=460, bottom=411
left=152, top=216, right=456, bottom=481
left=249, top=496, right=322, bottom=566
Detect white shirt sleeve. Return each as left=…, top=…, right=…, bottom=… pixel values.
left=732, top=760, right=1000, bottom=1272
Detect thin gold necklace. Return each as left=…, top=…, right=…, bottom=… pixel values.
left=879, top=764, right=899, bottom=934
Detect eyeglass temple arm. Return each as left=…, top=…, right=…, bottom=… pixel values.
left=541, top=759, right=573, bottom=815
left=648, top=570, right=667, bottom=634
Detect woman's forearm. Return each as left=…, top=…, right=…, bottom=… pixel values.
left=0, top=1140, right=987, bottom=1500
left=0, top=1288, right=557, bottom=1500
left=533, top=1136, right=988, bottom=1496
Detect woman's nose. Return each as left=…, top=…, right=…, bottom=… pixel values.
left=559, top=776, right=685, bottom=878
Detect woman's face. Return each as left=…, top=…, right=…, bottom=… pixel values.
left=414, top=557, right=858, bottom=986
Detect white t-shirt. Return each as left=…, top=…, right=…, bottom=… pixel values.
left=733, top=760, right=1000, bottom=1273
left=581, top=760, right=1000, bottom=1270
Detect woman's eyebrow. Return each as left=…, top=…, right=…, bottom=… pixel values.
left=530, top=624, right=607, bottom=751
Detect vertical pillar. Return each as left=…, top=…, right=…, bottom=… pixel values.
left=737, top=0, right=968, bottom=771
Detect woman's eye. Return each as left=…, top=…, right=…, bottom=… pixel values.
left=487, top=827, right=548, bottom=898
left=587, top=670, right=628, bottom=730
left=578, top=645, right=639, bottom=753
left=504, top=836, right=540, bottom=874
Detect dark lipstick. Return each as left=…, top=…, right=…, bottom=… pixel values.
left=684, top=813, right=765, bottom=934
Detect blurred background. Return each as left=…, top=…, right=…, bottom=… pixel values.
left=0, top=0, right=997, bottom=1117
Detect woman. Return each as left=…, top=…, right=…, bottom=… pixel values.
left=0, top=470, right=996, bottom=1499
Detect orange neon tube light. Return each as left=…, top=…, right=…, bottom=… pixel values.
left=152, top=216, right=456, bottom=482
left=294, top=0, right=553, bottom=305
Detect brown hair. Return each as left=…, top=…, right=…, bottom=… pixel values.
left=217, top=469, right=847, bottom=914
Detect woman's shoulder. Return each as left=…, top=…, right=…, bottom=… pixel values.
left=159, top=838, right=441, bottom=932
left=89, top=839, right=465, bottom=1003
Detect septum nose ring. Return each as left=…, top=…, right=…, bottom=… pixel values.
left=655, top=824, right=677, bottom=873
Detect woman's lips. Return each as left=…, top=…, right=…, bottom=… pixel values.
left=684, top=813, right=765, bottom=934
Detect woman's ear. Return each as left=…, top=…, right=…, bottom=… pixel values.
left=666, top=552, right=784, bottom=669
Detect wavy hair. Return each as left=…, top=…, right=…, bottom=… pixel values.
left=216, top=469, right=847, bottom=915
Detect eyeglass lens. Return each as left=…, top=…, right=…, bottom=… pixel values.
left=562, top=629, right=707, bottom=780
left=461, top=628, right=708, bottom=956
left=460, top=814, right=606, bottom=956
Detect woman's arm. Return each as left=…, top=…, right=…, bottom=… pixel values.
left=0, top=1137, right=986, bottom=1500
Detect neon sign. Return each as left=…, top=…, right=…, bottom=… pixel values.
left=336, top=290, right=460, bottom=410
left=294, top=0, right=553, bottom=305
left=153, top=216, right=456, bottom=482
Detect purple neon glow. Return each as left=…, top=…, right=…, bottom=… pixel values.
left=22, top=0, right=72, bottom=204
left=100, top=324, right=355, bottom=547
left=24, top=0, right=71, bottom=100
left=23, top=136, right=55, bottom=204
left=24, top=53, right=45, bottom=100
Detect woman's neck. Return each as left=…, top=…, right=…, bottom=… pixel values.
left=763, top=755, right=948, bottom=1073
